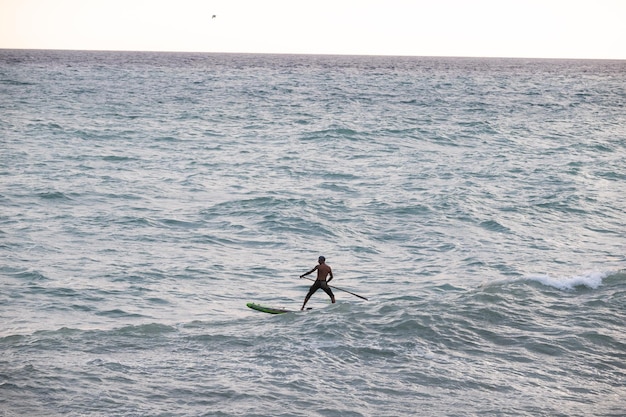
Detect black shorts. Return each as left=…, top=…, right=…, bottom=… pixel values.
left=307, top=280, right=334, bottom=298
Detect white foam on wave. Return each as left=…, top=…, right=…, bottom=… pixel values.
left=526, top=271, right=608, bottom=290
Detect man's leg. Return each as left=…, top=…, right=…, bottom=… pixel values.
left=301, top=282, right=320, bottom=310
left=321, top=282, right=335, bottom=303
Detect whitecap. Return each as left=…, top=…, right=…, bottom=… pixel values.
left=526, top=270, right=608, bottom=290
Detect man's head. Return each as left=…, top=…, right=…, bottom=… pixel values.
left=318, top=256, right=326, bottom=263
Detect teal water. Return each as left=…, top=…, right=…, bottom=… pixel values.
left=1, top=50, right=625, bottom=416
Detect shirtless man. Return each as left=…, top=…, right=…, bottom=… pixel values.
left=300, top=256, right=335, bottom=310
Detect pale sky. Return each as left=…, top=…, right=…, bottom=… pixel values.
left=1, top=0, right=625, bottom=59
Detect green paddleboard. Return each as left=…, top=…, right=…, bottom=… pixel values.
left=246, top=302, right=293, bottom=314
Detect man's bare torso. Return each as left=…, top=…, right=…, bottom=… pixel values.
left=316, top=263, right=332, bottom=281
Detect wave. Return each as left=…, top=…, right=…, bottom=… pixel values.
left=524, top=270, right=610, bottom=290
left=0, top=78, right=36, bottom=86
left=37, top=191, right=72, bottom=201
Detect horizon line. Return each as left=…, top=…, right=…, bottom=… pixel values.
left=1, top=47, right=625, bottom=62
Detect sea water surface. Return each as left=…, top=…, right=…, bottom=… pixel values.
left=1, top=50, right=625, bottom=416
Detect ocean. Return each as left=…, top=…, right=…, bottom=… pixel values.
left=1, top=49, right=625, bottom=416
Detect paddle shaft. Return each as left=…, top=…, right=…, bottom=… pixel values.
left=301, top=277, right=368, bottom=301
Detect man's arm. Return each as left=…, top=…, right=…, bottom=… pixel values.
left=327, top=267, right=333, bottom=283
left=300, top=265, right=318, bottom=278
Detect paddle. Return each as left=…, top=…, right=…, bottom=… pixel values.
left=301, top=277, right=368, bottom=301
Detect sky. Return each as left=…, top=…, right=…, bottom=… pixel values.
left=1, top=0, right=625, bottom=59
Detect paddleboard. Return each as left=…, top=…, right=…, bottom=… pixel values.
left=246, top=302, right=293, bottom=314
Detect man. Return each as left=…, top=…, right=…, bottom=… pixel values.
left=300, top=256, right=335, bottom=310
